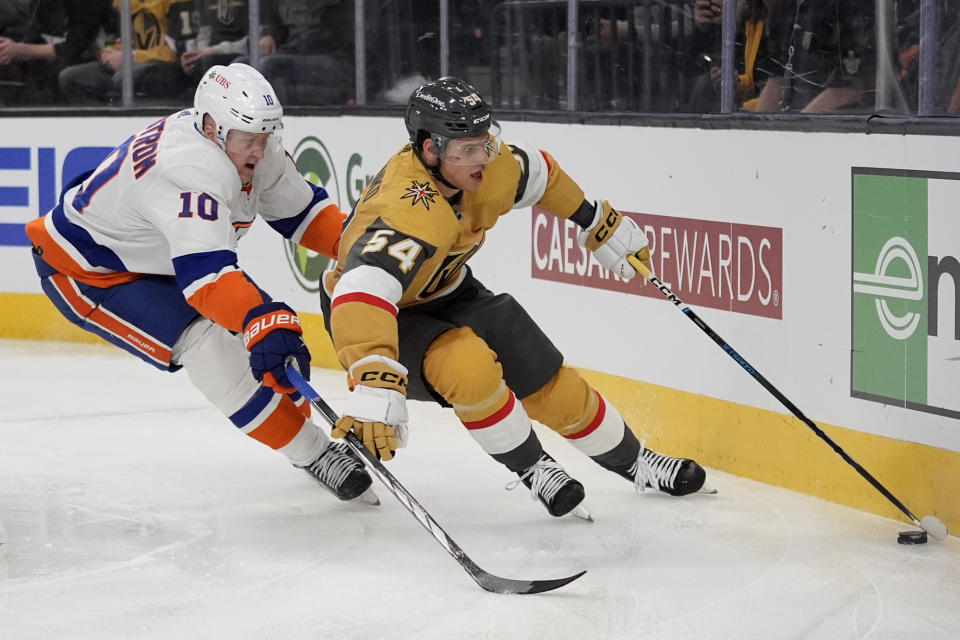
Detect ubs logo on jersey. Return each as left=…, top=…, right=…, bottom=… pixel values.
left=401, top=180, right=438, bottom=210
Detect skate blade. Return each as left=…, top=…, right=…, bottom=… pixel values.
left=698, top=482, right=718, bottom=495
left=355, top=487, right=381, bottom=506
left=570, top=504, right=593, bottom=522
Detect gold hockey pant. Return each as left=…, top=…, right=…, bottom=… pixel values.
left=422, top=326, right=636, bottom=472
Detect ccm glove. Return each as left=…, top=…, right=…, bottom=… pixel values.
left=332, top=355, right=409, bottom=461
left=242, top=302, right=311, bottom=394
left=577, top=199, right=651, bottom=281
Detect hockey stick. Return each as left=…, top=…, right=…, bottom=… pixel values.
left=285, top=365, right=587, bottom=593
left=626, top=255, right=948, bottom=542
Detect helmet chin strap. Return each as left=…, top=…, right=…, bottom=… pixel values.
left=416, top=147, right=460, bottom=192
left=428, top=161, right=460, bottom=192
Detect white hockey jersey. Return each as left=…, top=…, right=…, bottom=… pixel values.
left=27, top=109, right=344, bottom=331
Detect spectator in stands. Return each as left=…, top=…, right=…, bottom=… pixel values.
left=58, top=0, right=189, bottom=105
left=180, top=0, right=249, bottom=82
left=0, top=0, right=30, bottom=40
left=896, top=0, right=960, bottom=114
left=683, top=0, right=773, bottom=112
left=243, top=0, right=353, bottom=105
left=0, top=0, right=112, bottom=105
left=753, top=0, right=875, bottom=113
left=0, top=0, right=29, bottom=104
left=374, top=0, right=488, bottom=105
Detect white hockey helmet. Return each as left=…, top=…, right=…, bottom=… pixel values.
left=194, top=63, right=283, bottom=146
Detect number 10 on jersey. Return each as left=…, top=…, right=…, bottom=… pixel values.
left=178, top=192, right=220, bottom=221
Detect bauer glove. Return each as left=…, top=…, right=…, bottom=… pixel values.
left=242, top=302, right=311, bottom=394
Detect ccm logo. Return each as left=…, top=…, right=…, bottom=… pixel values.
left=360, top=371, right=407, bottom=388
left=593, top=208, right=620, bottom=243
left=649, top=276, right=684, bottom=307
left=243, top=312, right=300, bottom=347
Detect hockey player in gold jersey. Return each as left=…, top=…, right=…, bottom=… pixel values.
left=321, top=77, right=707, bottom=517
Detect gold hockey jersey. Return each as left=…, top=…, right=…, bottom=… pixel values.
left=325, top=140, right=587, bottom=375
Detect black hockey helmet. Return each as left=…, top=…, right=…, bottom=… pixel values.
left=404, top=76, right=493, bottom=144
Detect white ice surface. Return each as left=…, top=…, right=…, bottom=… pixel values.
left=0, top=339, right=957, bottom=640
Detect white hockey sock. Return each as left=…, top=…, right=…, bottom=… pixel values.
left=278, top=421, right=330, bottom=467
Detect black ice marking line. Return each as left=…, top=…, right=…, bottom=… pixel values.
left=626, top=255, right=948, bottom=544
left=285, top=365, right=587, bottom=594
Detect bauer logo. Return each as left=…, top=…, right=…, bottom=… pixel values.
left=531, top=209, right=783, bottom=319
left=285, top=137, right=340, bottom=292
left=851, top=168, right=960, bottom=419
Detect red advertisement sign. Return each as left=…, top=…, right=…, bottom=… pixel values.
left=531, top=208, right=783, bottom=319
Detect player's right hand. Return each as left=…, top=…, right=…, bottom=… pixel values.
left=334, top=356, right=409, bottom=461
left=242, top=301, right=311, bottom=394
left=578, top=199, right=650, bottom=282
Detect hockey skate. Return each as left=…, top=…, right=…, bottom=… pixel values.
left=624, top=441, right=709, bottom=496
left=507, top=454, right=591, bottom=520
left=300, top=440, right=379, bottom=504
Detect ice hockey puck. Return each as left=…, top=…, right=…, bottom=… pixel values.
left=897, top=530, right=928, bottom=545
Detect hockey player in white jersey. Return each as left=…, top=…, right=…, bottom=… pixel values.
left=26, top=63, right=373, bottom=503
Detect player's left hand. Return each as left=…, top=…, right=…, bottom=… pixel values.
left=333, top=356, right=410, bottom=460
left=578, top=199, right=650, bottom=281
left=242, top=301, right=311, bottom=393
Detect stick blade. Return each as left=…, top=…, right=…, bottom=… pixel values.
left=473, top=569, right=587, bottom=594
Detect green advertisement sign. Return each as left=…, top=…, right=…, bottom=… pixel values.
left=284, top=136, right=338, bottom=292
left=852, top=168, right=960, bottom=419
left=285, top=136, right=374, bottom=292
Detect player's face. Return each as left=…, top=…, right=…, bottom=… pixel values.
left=223, top=130, right=272, bottom=184
left=425, top=133, right=493, bottom=193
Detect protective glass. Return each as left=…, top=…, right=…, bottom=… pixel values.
left=435, top=121, right=502, bottom=165
left=223, top=129, right=284, bottom=157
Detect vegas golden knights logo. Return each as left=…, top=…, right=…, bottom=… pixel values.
left=209, top=0, right=244, bottom=24
left=133, top=10, right=163, bottom=49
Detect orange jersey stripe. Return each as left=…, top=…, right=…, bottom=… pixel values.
left=246, top=394, right=307, bottom=449
left=50, top=273, right=173, bottom=364
left=294, top=395, right=311, bottom=418
left=186, top=270, right=265, bottom=332
left=26, top=217, right=142, bottom=287
left=298, top=204, right=346, bottom=259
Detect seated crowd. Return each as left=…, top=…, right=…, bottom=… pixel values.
left=0, top=0, right=353, bottom=107
left=0, top=0, right=957, bottom=115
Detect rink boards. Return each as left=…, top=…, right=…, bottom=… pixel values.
left=0, top=114, right=957, bottom=533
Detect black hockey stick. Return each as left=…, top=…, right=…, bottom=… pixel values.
left=626, top=255, right=948, bottom=541
left=285, top=365, right=587, bottom=593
